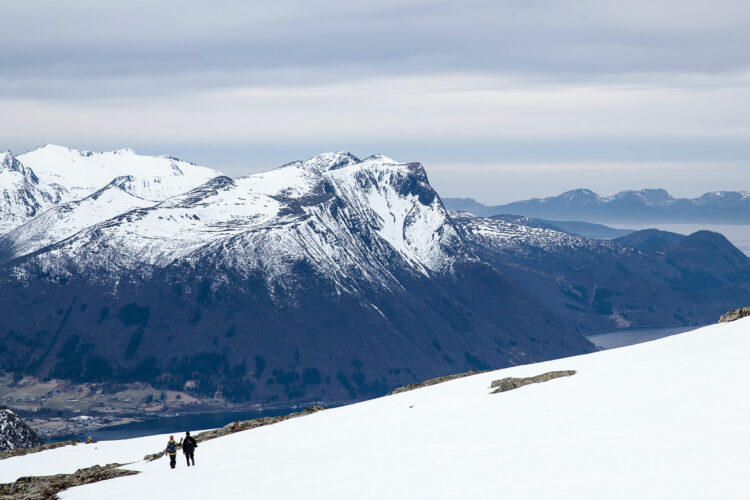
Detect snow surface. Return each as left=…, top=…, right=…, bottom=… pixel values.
left=0, top=180, right=155, bottom=261
left=3, top=319, right=749, bottom=498
left=5, top=152, right=460, bottom=291
left=18, top=145, right=221, bottom=202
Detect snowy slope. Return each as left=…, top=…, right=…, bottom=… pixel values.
left=3, top=318, right=748, bottom=499
left=0, top=178, right=155, bottom=263
left=17, top=145, right=222, bottom=202
left=7, top=153, right=461, bottom=288
left=450, top=210, right=630, bottom=255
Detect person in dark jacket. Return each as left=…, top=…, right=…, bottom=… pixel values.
left=166, top=435, right=178, bottom=469
left=182, top=430, right=197, bottom=466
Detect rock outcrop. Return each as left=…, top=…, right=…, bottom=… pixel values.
left=0, top=463, right=136, bottom=500
left=719, top=307, right=750, bottom=323
left=0, top=408, right=44, bottom=452
left=490, top=371, right=576, bottom=394
left=0, top=440, right=79, bottom=461
left=387, top=370, right=488, bottom=395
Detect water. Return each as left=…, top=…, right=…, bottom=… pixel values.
left=47, top=406, right=303, bottom=443
left=45, top=325, right=708, bottom=442
left=586, top=325, right=703, bottom=350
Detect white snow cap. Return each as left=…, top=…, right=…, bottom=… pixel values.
left=18, top=144, right=222, bottom=202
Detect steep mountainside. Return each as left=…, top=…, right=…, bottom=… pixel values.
left=0, top=152, right=65, bottom=235
left=451, top=212, right=750, bottom=332
left=0, top=152, right=592, bottom=404
left=0, top=408, right=43, bottom=451
left=0, top=179, right=155, bottom=263
left=443, top=188, right=750, bottom=223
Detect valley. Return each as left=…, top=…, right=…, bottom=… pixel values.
left=1, top=146, right=749, bottom=429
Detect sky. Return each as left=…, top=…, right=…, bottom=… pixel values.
left=2, top=0, right=749, bottom=204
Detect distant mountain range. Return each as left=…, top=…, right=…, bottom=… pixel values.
left=1, top=147, right=749, bottom=407
left=444, top=188, right=750, bottom=223
left=452, top=212, right=750, bottom=333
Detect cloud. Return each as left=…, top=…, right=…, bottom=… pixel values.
left=2, top=0, right=750, bottom=99
left=2, top=0, right=749, bottom=200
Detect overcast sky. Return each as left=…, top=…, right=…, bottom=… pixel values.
left=2, top=0, right=749, bottom=203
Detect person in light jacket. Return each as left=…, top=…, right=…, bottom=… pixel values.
left=165, top=435, right=179, bottom=469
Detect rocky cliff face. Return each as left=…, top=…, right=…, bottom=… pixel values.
left=0, top=408, right=43, bottom=451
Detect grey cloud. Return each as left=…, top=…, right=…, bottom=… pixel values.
left=2, top=0, right=750, bottom=99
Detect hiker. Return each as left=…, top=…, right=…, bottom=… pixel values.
left=166, top=435, right=179, bottom=469
left=182, top=430, right=198, bottom=466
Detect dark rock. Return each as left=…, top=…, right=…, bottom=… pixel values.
left=0, top=408, right=44, bottom=452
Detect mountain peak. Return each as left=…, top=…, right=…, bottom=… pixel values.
left=361, top=153, right=399, bottom=165
left=557, top=189, right=600, bottom=203
left=299, top=152, right=361, bottom=172
left=609, top=188, right=673, bottom=206
left=0, top=151, right=21, bottom=173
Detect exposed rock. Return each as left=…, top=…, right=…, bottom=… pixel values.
left=719, top=307, right=750, bottom=323
left=0, top=408, right=44, bottom=452
left=387, top=370, right=488, bottom=395
left=0, top=440, right=79, bottom=461
left=490, top=371, right=576, bottom=394
left=0, top=463, right=136, bottom=500
left=144, top=405, right=325, bottom=461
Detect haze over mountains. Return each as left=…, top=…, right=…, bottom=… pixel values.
left=1, top=145, right=749, bottom=406
left=444, top=188, right=750, bottom=223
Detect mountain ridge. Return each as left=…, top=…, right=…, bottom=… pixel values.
left=443, top=188, right=750, bottom=222
left=0, top=148, right=591, bottom=404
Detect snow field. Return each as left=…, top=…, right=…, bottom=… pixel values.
left=2, top=318, right=741, bottom=499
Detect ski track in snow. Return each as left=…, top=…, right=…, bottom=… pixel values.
left=1, top=319, right=748, bottom=499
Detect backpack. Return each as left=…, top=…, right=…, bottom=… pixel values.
left=167, top=441, right=176, bottom=454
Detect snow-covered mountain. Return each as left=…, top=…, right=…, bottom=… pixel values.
left=0, top=150, right=589, bottom=404
left=0, top=178, right=155, bottom=263
left=449, top=211, right=631, bottom=255
left=17, top=145, right=221, bottom=202
left=0, top=408, right=43, bottom=451
left=3, top=318, right=749, bottom=499
left=443, top=188, right=750, bottom=222
left=0, top=145, right=222, bottom=237
left=3, top=152, right=464, bottom=287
